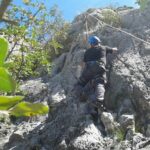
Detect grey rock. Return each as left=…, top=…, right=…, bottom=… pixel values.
left=125, top=128, right=135, bottom=141
left=119, top=114, right=135, bottom=130
left=68, top=123, right=104, bottom=150
left=51, top=53, right=67, bottom=76
left=132, top=133, right=149, bottom=149
left=2, top=4, right=150, bottom=150
left=0, top=111, right=10, bottom=124
left=20, top=78, right=47, bottom=96
left=9, top=131, right=24, bottom=143
left=57, top=139, right=67, bottom=150
left=146, top=124, right=150, bottom=137
left=101, top=112, right=117, bottom=135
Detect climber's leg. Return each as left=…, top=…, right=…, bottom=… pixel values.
left=78, top=64, right=93, bottom=86
left=85, top=99, right=98, bottom=124
left=95, top=83, right=107, bottom=112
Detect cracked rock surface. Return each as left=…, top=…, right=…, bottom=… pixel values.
left=1, top=5, right=150, bottom=150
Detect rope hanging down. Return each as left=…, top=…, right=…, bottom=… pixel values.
left=85, top=15, right=89, bottom=41
left=85, top=12, right=150, bottom=46
left=83, top=12, right=141, bottom=71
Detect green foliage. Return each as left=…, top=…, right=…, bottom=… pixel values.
left=8, top=50, right=51, bottom=79
left=0, top=116, right=5, bottom=123
left=135, top=117, right=142, bottom=133
left=1, top=2, right=70, bottom=80
left=0, top=96, right=24, bottom=110
left=10, top=102, right=49, bottom=117
left=0, top=67, right=16, bottom=92
left=0, top=37, right=49, bottom=117
left=0, top=38, right=16, bottom=92
left=136, top=0, right=150, bottom=10
left=22, top=0, right=30, bottom=5
left=114, top=128, right=125, bottom=141
left=101, top=9, right=121, bottom=27
left=0, top=38, right=8, bottom=66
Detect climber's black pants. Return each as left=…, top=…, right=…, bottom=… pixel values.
left=78, top=61, right=105, bottom=86
left=85, top=81, right=105, bottom=116
left=78, top=61, right=106, bottom=102
left=77, top=61, right=106, bottom=118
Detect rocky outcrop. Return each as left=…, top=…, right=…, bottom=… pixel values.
left=2, top=5, right=150, bottom=150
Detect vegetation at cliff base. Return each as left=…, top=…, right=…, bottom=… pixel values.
left=0, top=37, right=49, bottom=117
left=0, top=0, right=70, bottom=81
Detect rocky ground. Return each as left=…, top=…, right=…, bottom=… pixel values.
left=1, top=5, right=150, bottom=150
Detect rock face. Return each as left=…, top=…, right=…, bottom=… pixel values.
left=3, top=6, right=150, bottom=150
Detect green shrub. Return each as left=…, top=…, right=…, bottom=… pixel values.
left=114, top=128, right=125, bottom=141
left=136, top=0, right=150, bottom=10
left=1, top=2, right=70, bottom=81
left=0, top=37, right=49, bottom=117
left=101, top=9, right=121, bottom=27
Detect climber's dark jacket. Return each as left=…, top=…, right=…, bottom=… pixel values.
left=83, top=45, right=113, bottom=65
left=78, top=45, right=113, bottom=86
left=75, top=45, right=114, bottom=121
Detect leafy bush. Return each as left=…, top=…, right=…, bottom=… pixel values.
left=0, top=37, right=49, bottom=117
left=114, top=128, right=125, bottom=141
left=0, top=38, right=16, bottom=92
left=8, top=49, right=52, bottom=80
left=136, top=0, right=150, bottom=10
left=101, top=9, right=121, bottom=27
left=1, top=2, right=70, bottom=80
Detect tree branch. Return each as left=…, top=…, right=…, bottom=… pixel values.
left=5, top=40, right=18, bottom=61
left=1, top=18, right=18, bottom=25
left=0, top=0, right=18, bottom=25
left=0, top=0, right=12, bottom=19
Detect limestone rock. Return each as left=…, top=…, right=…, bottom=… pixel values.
left=101, top=112, right=116, bottom=135
left=68, top=122, right=104, bottom=150
left=2, top=4, right=150, bottom=150
left=119, top=114, right=135, bottom=130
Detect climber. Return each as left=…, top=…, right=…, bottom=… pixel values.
left=77, top=35, right=118, bottom=122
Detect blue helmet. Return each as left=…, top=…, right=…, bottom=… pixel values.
left=88, top=36, right=101, bottom=45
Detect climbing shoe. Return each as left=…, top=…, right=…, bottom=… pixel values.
left=94, top=101, right=107, bottom=112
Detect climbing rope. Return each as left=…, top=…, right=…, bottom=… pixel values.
left=85, top=14, right=89, bottom=42
left=82, top=11, right=150, bottom=71
left=71, top=10, right=149, bottom=82
left=85, top=12, right=150, bottom=46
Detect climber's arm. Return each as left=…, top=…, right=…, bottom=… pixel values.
left=106, top=46, right=118, bottom=54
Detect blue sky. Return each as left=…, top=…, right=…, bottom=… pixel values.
left=13, top=0, right=138, bottom=21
